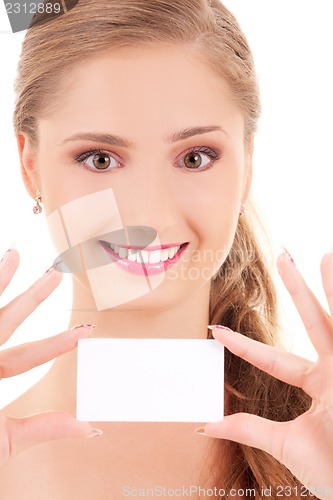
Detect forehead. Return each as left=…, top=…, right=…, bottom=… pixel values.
left=39, top=45, right=244, bottom=145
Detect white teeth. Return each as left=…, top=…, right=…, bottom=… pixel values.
left=108, top=243, right=182, bottom=263
left=127, top=249, right=137, bottom=262
left=161, top=249, right=169, bottom=261
left=140, top=250, right=150, bottom=264
left=168, top=247, right=176, bottom=259
left=149, top=250, right=161, bottom=264
left=118, top=247, right=128, bottom=259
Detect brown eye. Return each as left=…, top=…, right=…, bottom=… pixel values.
left=75, top=149, right=122, bottom=173
left=178, top=147, right=221, bottom=172
left=183, top=152, right=203, bottom=169
left=92, top=153, right=111, bottom=170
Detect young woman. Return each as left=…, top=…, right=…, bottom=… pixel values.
left=0, top=0, right=332, bottom=498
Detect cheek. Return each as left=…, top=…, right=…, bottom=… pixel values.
left=37, top=138, right=87, bottom=213
left=44, top=187, right=125, bottom=259
left=181, top=169, right=242, bottom=238
left=182, top=174, right=241, bottom=275
left=38, top=161, right=69, bottom=215
left=207, top=218, right=238, bottom=273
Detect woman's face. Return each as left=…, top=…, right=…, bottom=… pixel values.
left=20, top=44, right=252, bottom=311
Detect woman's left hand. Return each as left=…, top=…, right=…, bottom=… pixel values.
left=199, top=249, right=333, bottom=499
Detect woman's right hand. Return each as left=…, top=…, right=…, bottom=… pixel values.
left=0, top=248, right=98, bottom=467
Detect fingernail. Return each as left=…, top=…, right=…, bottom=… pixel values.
left=0, top=249, right=12, bottom=263
left=207, top=325, right=233, bottom=332
left=70, top=324, right=96, bottom=330
left=194, top=426, right=206, bottom=435
left=281, top=246, right=296, bottom=266
left=44, top=265, right=55, bottom=276
left=87, top=428, right=103, bottom=438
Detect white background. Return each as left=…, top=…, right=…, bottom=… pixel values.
left=0, top=1, right=332, bottom=408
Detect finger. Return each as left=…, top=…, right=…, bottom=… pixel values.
left=0, top=324, right=94, bottom=379
left=200, top=412, right=288, bottom=466
left=277, top=251, right=333, bottom=356
left=210, top=327, right=314, bottom=393
left=0, top=266, right=63, bottom=345
left=200, top=413, right=333, bottom=498
left=320, top=253, right=333, bottom=321
left=0, top=249, right=20, bottom=297
left=0, top=411, right=97, bottom=466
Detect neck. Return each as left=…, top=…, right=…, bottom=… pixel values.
left=40, top=277, right=211, bottom=413
left=69, top=274, right=211, bottom=339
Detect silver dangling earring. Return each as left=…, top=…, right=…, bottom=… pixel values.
left=239, top=205, right=245, bottom=216
left=33, top=190, right=42, bottom=214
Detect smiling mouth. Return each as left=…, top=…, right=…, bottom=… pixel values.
left=100, top=241, right=188, bottom=264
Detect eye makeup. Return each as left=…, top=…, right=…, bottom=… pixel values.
left=73, top=145, right=222, bottom=173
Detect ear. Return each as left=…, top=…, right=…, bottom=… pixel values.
left=16, top=133, right=41, bottom=200
left=241, top=137, right=254, bottom=205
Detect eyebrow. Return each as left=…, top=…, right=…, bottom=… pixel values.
left=59, top=126, right=229, bottom=148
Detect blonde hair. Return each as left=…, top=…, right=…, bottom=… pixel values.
left=13, top=1, right=314, bottom=497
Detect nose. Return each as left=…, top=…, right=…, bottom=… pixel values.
left=114, top=160, right=180, bottom=235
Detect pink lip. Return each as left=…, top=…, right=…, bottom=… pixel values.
left=99, top=242, right=189, bottom=276
left=106, top=243, right=186, bottom=251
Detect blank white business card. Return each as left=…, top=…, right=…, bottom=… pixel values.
left=76, top=338, right=224, bottom=422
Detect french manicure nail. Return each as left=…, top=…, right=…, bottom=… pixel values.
left=87, top=428, right=103, bottom=438
left=281, top=247, right=296, bottom=266
left=0, top=249, right=12, bottom=263
left=207, top=325, right=233, bottom=332
left=194, top=426, right=206, bottom=435
left=71, top=324, right=96, bottom=330
left=44, top=265, right=55, bottom=276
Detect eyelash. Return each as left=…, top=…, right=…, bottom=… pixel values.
left=74, top=146, right=222, bottom=173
